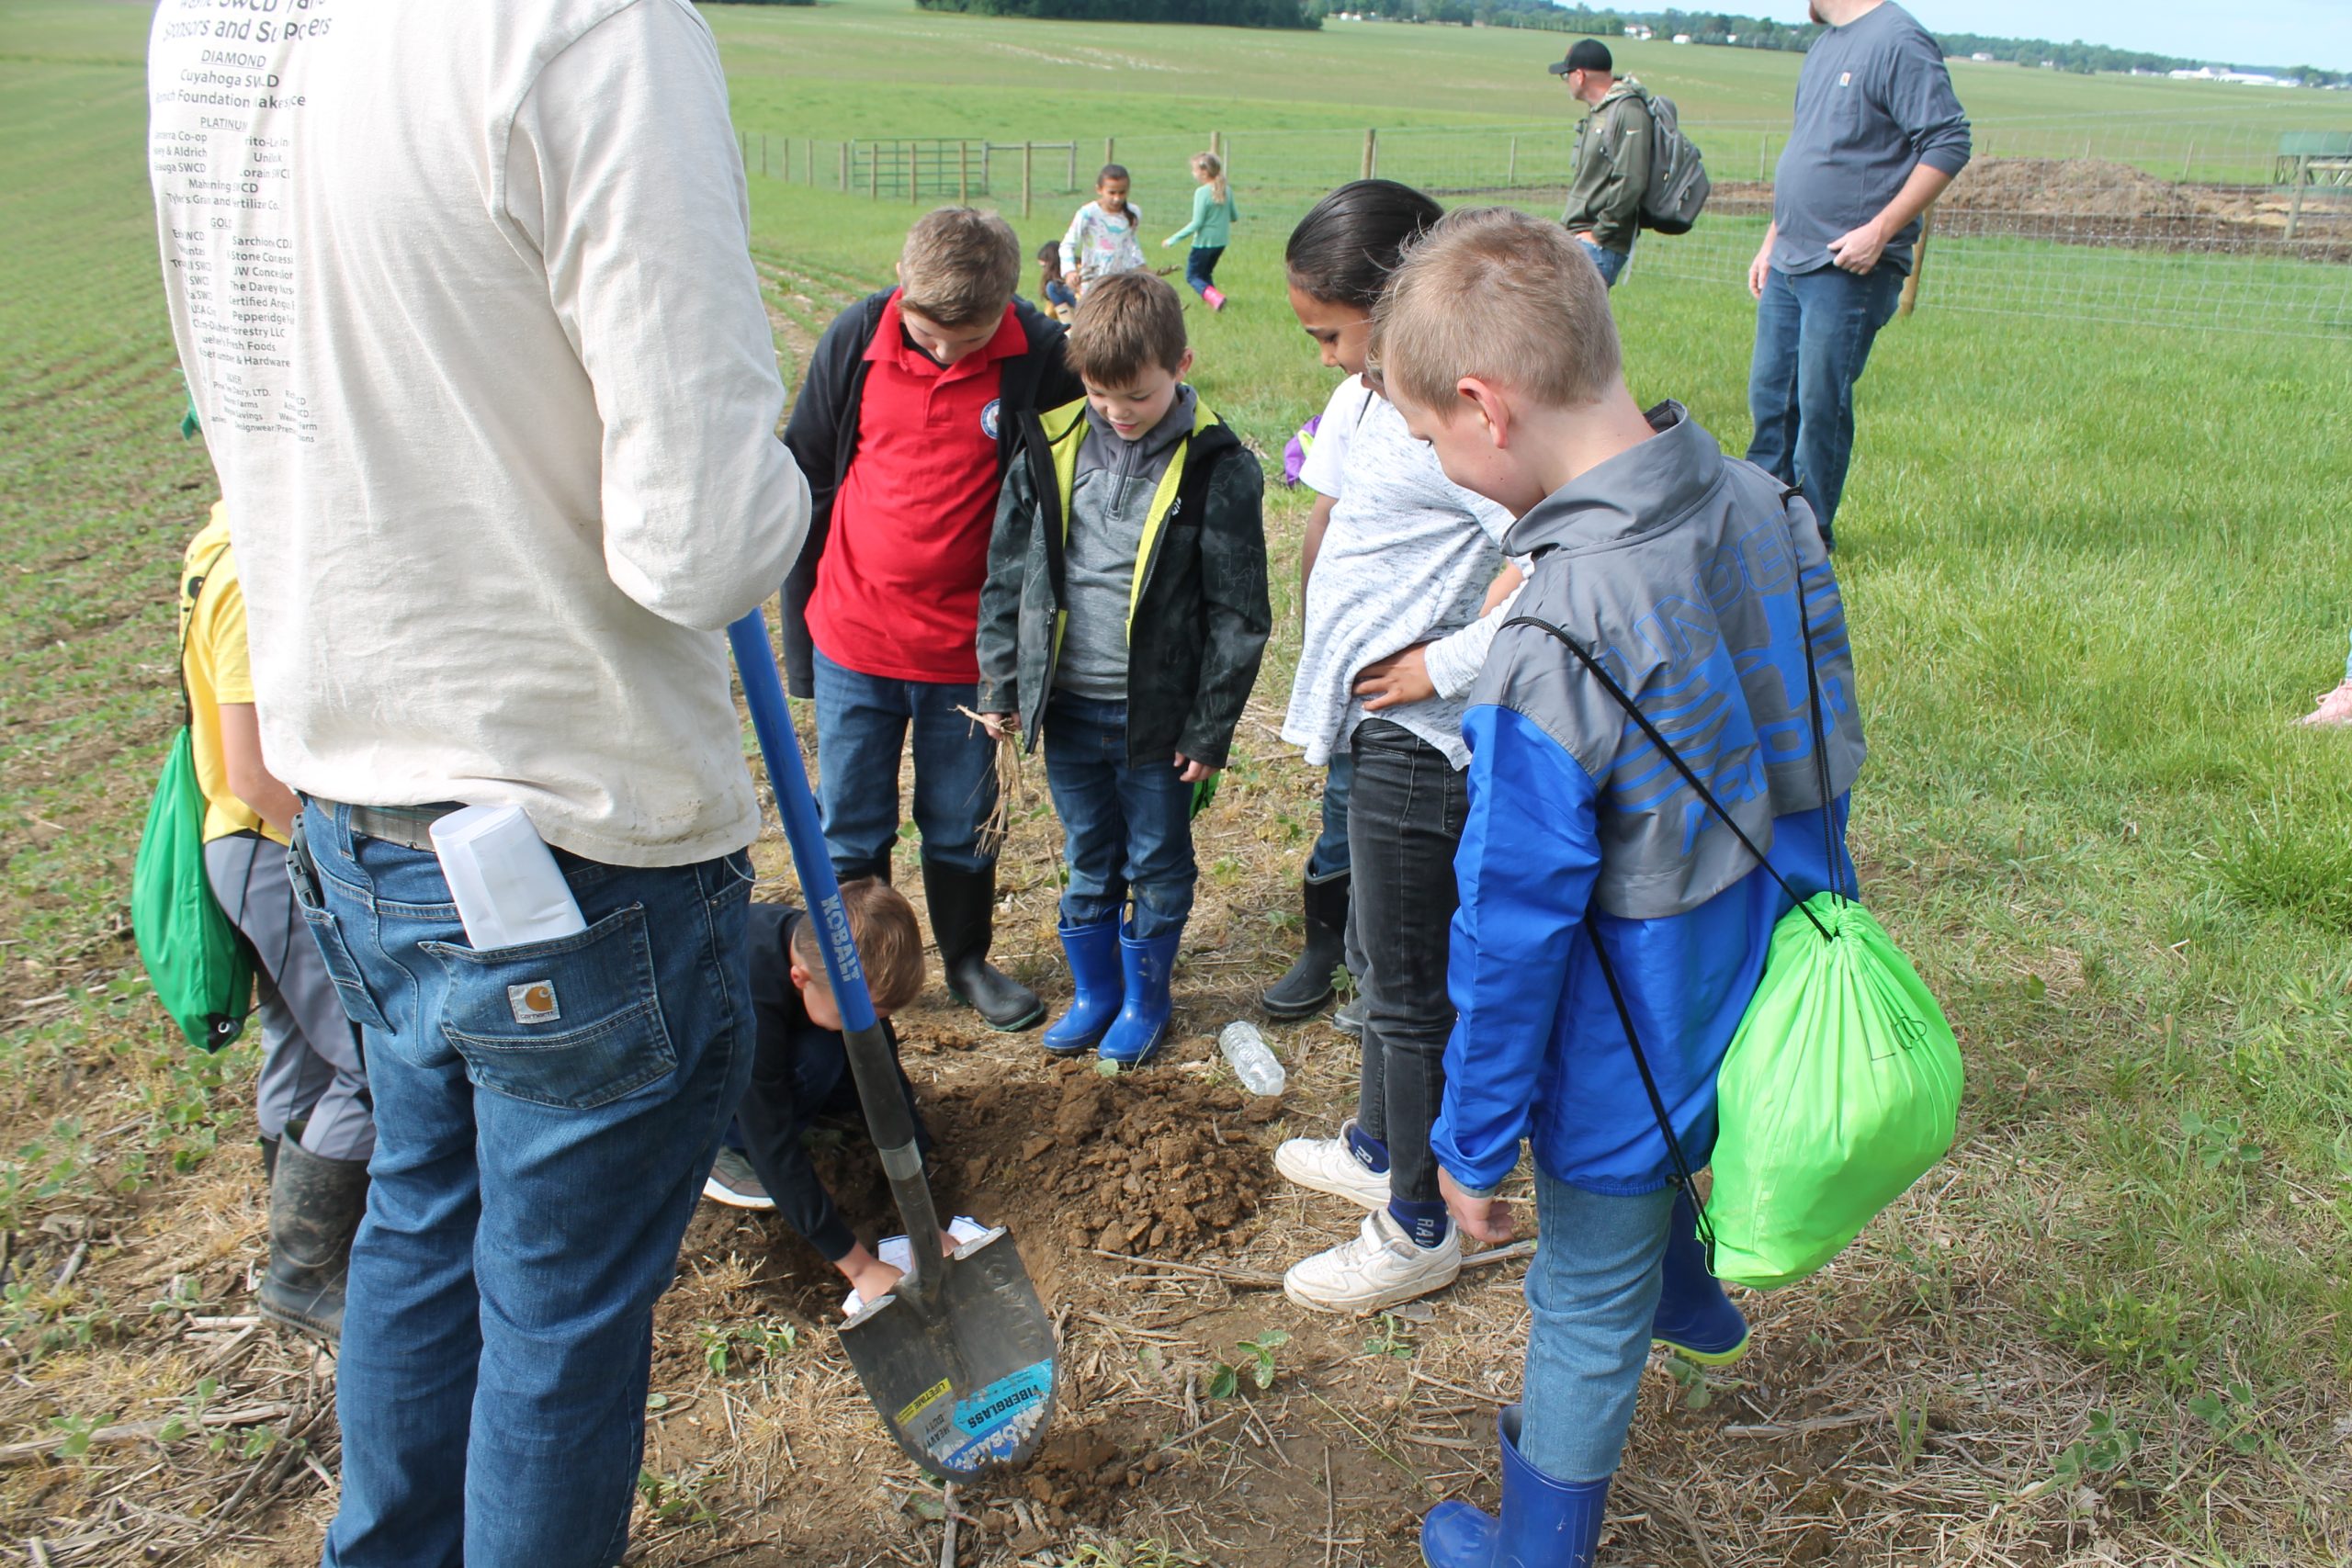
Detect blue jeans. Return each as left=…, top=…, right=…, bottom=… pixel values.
left=1520, top=1175, right=1679, bottom=1483
left=1044, top=278, right=1076, bottom=311
left=811, top=646, right=997, bottom=880
left=1744, top=264, right=1904, bottom=547
left=1306, top=755, right=1353, bottom=883
left=1042, top=691, right=1196, bottom=939
left=1577, top=236, right=1629, bottom=288
left=1183, top=245, right=1225, bottom=299
left=297, top=801, right=753, bottom=1568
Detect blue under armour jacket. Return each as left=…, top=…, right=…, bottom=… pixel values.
left=1431, top=402, right=1867, bottom=1199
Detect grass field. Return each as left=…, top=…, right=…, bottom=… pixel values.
left=3, top=1, right=2351, bottom=1564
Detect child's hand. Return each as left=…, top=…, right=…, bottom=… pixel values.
left=978, top=711, right=1014, bottom=739
left=839, top=1247, right=904, bottom=1314
left=1353, top=645, right=1435, bottom=712
left=1173, top=753, right=1219, bottom=784
left=1161, top=237, right=1174, bottom=249
left=1440, top=1168, right=1515, bottom=1245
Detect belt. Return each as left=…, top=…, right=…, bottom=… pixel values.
left=346, top=803, right=462, bottom=852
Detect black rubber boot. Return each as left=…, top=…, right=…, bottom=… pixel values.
left=1261, top=873, right=1348, bottom=1020
left=258, top=1134, right=279, bottom=1183
left=260, top=1138, right=368, bottom=1345
left=922, top=859, right=1045, bottom=1032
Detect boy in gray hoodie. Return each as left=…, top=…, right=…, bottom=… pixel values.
left=976, top=271, right=1270, bottom=1068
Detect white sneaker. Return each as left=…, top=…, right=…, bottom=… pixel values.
left=1274, top=1118, right=1391, bottom=1210
left=1283, top=1208, right=1461, bottom=1314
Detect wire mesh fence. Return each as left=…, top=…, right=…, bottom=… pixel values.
left=741, top=117, right=2352, bottom=336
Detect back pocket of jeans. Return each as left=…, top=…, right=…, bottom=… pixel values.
left=422, top=906, right=676, bottom=1111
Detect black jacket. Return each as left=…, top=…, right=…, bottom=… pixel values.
left=975, top=398, right=1270, bottom=771
left=777, top=289, right=1083, bottom=697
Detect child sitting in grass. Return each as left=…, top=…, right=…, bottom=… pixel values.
left=1059, top=164, right=1146, bottom=299
left=702, top=881, right=955, bottom=1313
left=1378, top=207, right=1863, bottom=1568
left=975, top=271, right=1270, bottom=1068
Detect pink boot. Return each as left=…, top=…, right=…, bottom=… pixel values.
left=1203, top=285, right=1227, bottom=312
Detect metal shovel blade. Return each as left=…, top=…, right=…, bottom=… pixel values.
left=725, top=609, right=1058, bottom=1482
left=839, top=1226, right=1058, bottom=1480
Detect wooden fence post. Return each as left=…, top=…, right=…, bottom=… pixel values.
left=869, top=141, right=879, bottom=200
left=910, top=141, right=920, bottom=205
left=1507, top=135, right=1517, bottom=186
left=1104, top=136, right=1115, bottom=173
left=959, top=141, right=970, bottom=205
left=1066, top=141, right=1077, bottom=194
left=807, top=138, right=815, bottom=187
left=841, top=141, right=851, bottom=193
left=760, top=133, right=768, bottom=178
left=1362, top=128, right=1377, bottom=181
left=1896, top=205, right=1935, bottom=319
left=1023, top=141, right=1034, bottom=218
left=2286, top=157, right=2310, bottom=242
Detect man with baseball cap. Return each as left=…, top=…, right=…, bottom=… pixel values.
left=1550, top=40, right=1650, bottom=288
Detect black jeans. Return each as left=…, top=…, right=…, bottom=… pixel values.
left=1347, top=719, right=1471, bottom=1207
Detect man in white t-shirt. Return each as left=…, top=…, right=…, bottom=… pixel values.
left=147, top=3, right=809, bottom=1562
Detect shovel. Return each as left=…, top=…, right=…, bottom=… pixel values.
left=727, top=610, right=1059, bottom=1482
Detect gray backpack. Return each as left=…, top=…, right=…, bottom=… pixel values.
left=1634, top=86, right=1710, bottom=234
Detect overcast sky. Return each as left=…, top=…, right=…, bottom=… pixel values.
left=1839, top=1, right=2350, bottom=69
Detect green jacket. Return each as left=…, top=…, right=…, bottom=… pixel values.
left=976, top=397, right=1270, bottom=769
left=1561, top=77, right=1654, bottom=254
left=1166, top=183, right=1238, bottom=249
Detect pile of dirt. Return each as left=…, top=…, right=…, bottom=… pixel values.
left=1938, top=157, right=2226, bottom=220
left=940, top=1057, right=1281, bottom=1261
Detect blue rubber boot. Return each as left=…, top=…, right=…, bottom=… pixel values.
left=1041, top=914, right=1123, bottom=1056
left=1420, top=1406, right=1609, bottom=1567
left=1097, top=922, right=1182, bottom=1067
left=1650, top=1186, right=1749, bottom=1365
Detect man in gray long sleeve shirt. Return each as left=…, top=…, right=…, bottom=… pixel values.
left=1745, top=0, right=1970, bottom=545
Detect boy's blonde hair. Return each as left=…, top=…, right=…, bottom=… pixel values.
left=1370, top=206, right=1621, bottom=417
left=788, top=879, right=926, bottom=1017
left=899, top=208, right=1022, bottom=328
left=1066, top=270, right=1188, bottom=387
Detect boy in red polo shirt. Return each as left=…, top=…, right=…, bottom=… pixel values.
left=782, top=209, right=1082, bottom=1031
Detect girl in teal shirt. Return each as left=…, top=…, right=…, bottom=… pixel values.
left=1164, top=152, right=1238, bottom=311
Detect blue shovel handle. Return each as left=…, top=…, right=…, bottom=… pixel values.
left=728, top=609, right=945, bottom=1303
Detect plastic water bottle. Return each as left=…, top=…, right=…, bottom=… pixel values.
left=1217, top=1021, right=1286, bottom=1097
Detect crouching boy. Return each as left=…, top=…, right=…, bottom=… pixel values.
left=976, top=271, right=1271, bottom=1066
left=1372, top=209, right=1867, bottom=1565
left=717, top=883, right=949, bottom=1312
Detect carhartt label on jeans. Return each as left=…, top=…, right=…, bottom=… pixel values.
left=509, top=982, right=561, bottom=1026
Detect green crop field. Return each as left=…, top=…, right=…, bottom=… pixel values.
left=2, top=0, right=2350, bottom=1563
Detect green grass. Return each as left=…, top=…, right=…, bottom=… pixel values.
left=3, top=0, right=2351, bottom=1555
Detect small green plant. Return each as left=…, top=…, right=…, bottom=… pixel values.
left=156, top=1375, right=220, bottom=1445
left=2178, top=1108, right=2260, bottom=1172
left=1363, top=1313, right=1415, bottom=1360
left=1208, top=1330, right=1290, bottom=1399
left=2188, top=1381, right=2265, bottom=1457
left=1894, top=1399, right=1930, bottom=1474
left=1662, top=1353, right=1713, bottom=1411
left=637, top=1465, right=723, bottom=1528
left=2051, top=1409, right=2140, bottom=1485
left=697, top=1317, right=798, bottom=1378
left=46, top=1410, right=116, bottom=1460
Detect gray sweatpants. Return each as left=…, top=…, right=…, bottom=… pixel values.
left=204, top=833, right=376, bottom=1163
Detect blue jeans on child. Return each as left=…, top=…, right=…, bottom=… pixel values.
left=1520, top=1175, right=1679, bottom=1483
left=1306, top=755, right=1353, bottom=883
left=296, top=801, right=753, bottom=1568
left=810, top=646, right=998, bottom=881
left=1577, top=236, right=1629, bottom=288
left=1183, top=245, right=1225, bottom=299
left=1044, top=278, right=1076, bottom=311
left=1042, top=691, right=1196, bottom=939
left=1744, top=264, right=1905, bottom=548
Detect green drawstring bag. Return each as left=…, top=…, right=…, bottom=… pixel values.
left=132, top=543, right=252, bottom=1052
left=1705, top=892, right=1961, bottom=1288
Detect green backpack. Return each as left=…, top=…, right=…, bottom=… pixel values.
left=132, top=543, right=253, bottom=1053
left=1514, top=526, right=1962, bottom=1292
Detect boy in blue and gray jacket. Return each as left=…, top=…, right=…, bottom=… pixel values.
left=1372, top=209, right=1867, bottom=1567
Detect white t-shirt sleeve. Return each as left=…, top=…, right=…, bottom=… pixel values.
left=503, top=0, right=809, bottom=633
left=1297, top=376, right=1368, bottom=502
left=1424, top=582, right=1526, bottom=701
